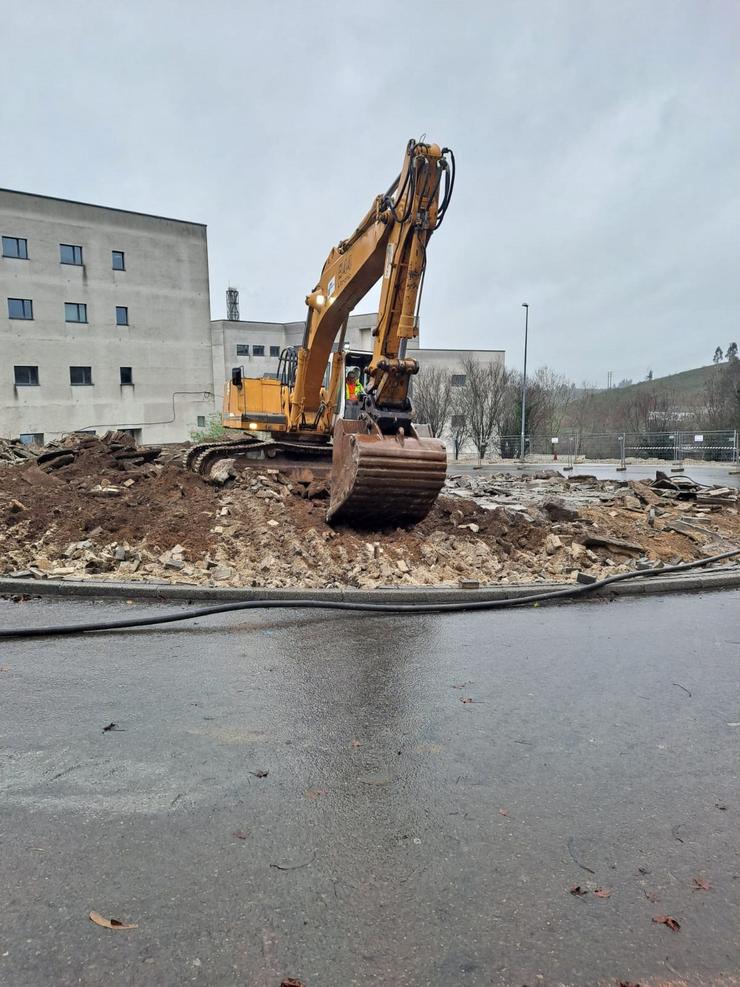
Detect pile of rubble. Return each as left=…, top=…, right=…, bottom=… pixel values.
left=0, top=437, right=40, bottom=467
left=0, top=438, right=737, bottom=590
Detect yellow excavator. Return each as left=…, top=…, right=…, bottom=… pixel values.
left=186, top=139, right=455, bottom=525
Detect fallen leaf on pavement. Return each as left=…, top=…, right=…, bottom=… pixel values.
left=232, top=830, right=248, bottom=840
left=249, top=769, right=269, bottom=778
left=594, top=888, right=612, bottom=898
left=569, top=885, right=588, bottom=896
left=281, top=979, right=305, bottom=987
left=618, top=981, right=641, bottom=986
left=652, top=914, right=680, bottom=932
left=499, top=809, right=508, bottom=816
left=89, top=911, right=138, bottom=930
left=644, top=890, right=658, bottom=903
left=692, top=877, right=711, bottom=892
left=305, top=788, right=328, bottom=800
left=350, top=739, right=362, bottom=748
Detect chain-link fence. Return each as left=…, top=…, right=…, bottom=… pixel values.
left=498, top=430, right=739, bottom=464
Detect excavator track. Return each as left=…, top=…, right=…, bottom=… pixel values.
left=327, top=419, right=447, bottom=526
left=184, top=436, right=332, bottom=477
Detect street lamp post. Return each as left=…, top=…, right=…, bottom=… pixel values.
left=520, top=303, right=529, bottom=464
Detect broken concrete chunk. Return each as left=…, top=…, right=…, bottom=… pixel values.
left=541, top=499, right=580, bottom=522
left=209, top=459, right=237, bottom=485
left=210, top=565, right=234, bottom=581
left=545, top=534, right=562, bottom=555
left=89, top=484, right=122, bottom=497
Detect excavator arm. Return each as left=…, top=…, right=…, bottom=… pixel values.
left=291, top=140, right=455, bottom=437
left=307, top=140, right=455, bottom=524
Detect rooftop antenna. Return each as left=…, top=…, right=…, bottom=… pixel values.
left=226, top=286, right=240, bottom=322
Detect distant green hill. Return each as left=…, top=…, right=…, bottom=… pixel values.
left=613, top=365, right=716, bottom=399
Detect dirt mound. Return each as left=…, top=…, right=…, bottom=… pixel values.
left=1, top=442, right=738, bottom=589
left=1, top=434, right=217, bottom=558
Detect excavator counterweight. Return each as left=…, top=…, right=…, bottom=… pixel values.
left=204, top=139, right=455, bottom=527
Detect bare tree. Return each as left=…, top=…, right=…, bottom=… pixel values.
left=455, top=357, right=509, bottom=461
left=509, top=366, right=576, bottom=438
left=448, top=388, right=470, bottom=459
left=411, top=366, right=452, bottom=437
left=703, top=358, right=740, bottom=429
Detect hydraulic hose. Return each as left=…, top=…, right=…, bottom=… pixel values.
left=1, top=549, right=738, bottom=640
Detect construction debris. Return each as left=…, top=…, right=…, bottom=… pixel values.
left=0, top=441, right=737, bottom=590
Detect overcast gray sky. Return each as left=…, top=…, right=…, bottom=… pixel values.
left=4, top=0, right=739, bottom=383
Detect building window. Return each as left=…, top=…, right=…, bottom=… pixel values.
left=14, top=365, right=39, bottom=386
left=252, top=344, right=265, bottom=357
left=64, top=302, right=88, bottom=323
left=2, top=236, right=28, bottom=259
left=70, top=366, right=93, bottom=386
left=196, top=415, right=206, bottom=428
left=8, top=298, right=33, bottom=319
left=116, top=306, right=129, bottom=326
left=118, top=428, right=141, bottom=442
left=60, top=243, right=83, bottom=266
left=269, top=345, right=280, bottom=358
left=451, top=414, right=466, bottom=427
left=451, top=374, right=467, bottom=387
left=120, top=366, right=133, bottom=385
left=19, top=432, right=44, bottom=445
left=112, top=250, right=125, bottom=271
left=236, top=344, right=249, bottom=356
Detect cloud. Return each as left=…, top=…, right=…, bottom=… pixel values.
left=3, top=0, right=739, bottom=382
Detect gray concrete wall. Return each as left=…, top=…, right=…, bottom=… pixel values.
left=1, top=190, right=215, bottom=444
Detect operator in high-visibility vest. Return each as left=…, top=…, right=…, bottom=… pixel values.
left=345, top=370, right=364, bottom=403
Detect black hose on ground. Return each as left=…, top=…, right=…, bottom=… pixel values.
left=1, top=549, right=738, bottom=640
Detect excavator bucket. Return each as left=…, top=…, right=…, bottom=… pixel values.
left=327, top=419, right=447, bottom=526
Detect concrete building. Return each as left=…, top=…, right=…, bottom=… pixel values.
left=211, top=310, right=504, bottom=403
left=1, top=189, right=214, bottom=445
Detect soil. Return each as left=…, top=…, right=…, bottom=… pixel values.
left=0, top=434, right=738, bottom=589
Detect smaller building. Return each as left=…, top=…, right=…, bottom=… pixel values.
left=212, top=311, right=503, bottom=401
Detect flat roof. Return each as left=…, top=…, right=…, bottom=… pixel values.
left=413, top=346, right=505, bottom=354
left=0, top=187, right=207, bottom=228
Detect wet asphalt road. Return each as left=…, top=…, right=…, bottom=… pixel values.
left=1, top=591, right=738, bottom=987
left=449, top=461, right=740, bottom=488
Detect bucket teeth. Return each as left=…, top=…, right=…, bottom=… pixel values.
left=327, top=420, right=447, bottom=526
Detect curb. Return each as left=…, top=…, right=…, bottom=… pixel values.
left=1, top=569, right=739, bottom=606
